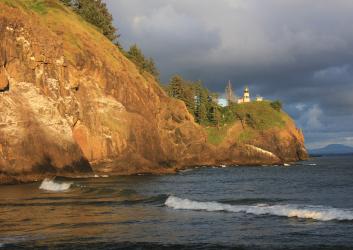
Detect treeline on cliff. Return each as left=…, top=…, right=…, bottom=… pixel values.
left=163, top=75, right=284, bottom=129
left=164, top=75, right=221, bottom=126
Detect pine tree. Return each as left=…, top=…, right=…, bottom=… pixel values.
left=126, top=45, right=160, bottom=80
left=169, top=75, right=183, bottom=99
left=60, top=0, right=119, bottom=42
left=165, top=76, right=221, bottom=126
left=145, top=57, right=160, bottom=81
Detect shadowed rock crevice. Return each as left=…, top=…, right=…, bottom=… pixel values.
left=0, top=66, right=9, bottom=92
left=32, top=155, right=92, bottom=174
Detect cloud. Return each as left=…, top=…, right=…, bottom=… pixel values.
left=313, top=65, right=352, bottom=81
left=298, top=105, right=323, bottom=130
left=295, top=103, right=306, bottom=112
left=104, top=0, right=353, bottom=148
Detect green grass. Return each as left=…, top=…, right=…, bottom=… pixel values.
left=237, top=129, right=255, bottom=143
left=205, top=125, right=231, bottom=145
left=206, top=101, right=287, bottom=145
left=226, top=101, right=285, bottom=130
left=28, top=0, right=47, bottom=14
left=0, top=0, right=17, bottom=8
left=0, top=0, right=48, bottom=14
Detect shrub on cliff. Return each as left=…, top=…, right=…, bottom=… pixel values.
left=270, top=100, right=282, bottom=112
left=60, top=0, right=71, bottom=5
left=60, top=0, right=118, bottom=42
left=126, top=44, right=160, bottom=81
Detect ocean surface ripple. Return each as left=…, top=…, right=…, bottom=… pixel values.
left=1, top=156, right=353, bottom=249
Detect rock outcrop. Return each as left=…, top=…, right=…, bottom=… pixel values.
left=214, top=112, right=308, bottom=165
left=0, top=66, right=9, bottom=92
left=0, top=1, right=307, bottom=184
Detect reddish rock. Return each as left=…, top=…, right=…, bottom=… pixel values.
left=0, top=67, right=9, bottom=91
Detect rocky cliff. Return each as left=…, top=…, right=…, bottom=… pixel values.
left=0, top=0, right=307, bottom=184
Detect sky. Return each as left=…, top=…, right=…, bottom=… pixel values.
left=104, top=0, right=353, bottom=149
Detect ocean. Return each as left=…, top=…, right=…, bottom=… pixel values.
left=0, top=155, right=353, bottom=249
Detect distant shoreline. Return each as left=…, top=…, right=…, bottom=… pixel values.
left=310, top=153, right=353, bottom=158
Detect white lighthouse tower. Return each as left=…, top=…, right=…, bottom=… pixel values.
left=243, top=86, right=250, bottom=103
left=237, top=86, right=251, bottom=104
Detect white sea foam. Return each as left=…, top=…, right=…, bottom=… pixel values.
left=165, top=196, right=353, bottom=221
left=39, top=178, right=72, bottom=192
left=179, top=169, right=193, bottom=173
left=93, top=174, right=109, bottom=178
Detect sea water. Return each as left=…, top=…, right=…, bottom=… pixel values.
left=0, top=155, right=353, bottom=249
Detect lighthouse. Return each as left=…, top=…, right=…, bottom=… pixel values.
left=237, top=86, right=251, bottom=104
left=243, top=86, right=250, bottom=103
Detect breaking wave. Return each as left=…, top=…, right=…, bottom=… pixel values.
left=165, top=196, right=353, bottom=221
left=93, top=174, right=109, bottom=178
left=39, top=178, right=72, bottom=192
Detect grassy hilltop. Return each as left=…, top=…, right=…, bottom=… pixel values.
left=206, top=101, right=288, bottom=145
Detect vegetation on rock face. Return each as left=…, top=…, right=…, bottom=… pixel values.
left=28, top=0, right=47, bottom=14
left=163, top=75, right=287, bottom=145
left=164, top=74, right=285, bottom=132
left=1, top=0, right=48, bottom=14
left=60, top=0, right=118, bottom=42
left=57, top=0, right=160, bottom=81
left=205, top=125, right=231, bottom=145
left=126, top=44, right=160, bottom=81
left=270, top=100, right=282, bottom=112
left=227, top=102, right=285, bottom=130
left=165, top=75, right=221, bottom=126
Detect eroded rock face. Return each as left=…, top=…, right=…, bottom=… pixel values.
left=0, top=3, right=307, bottom=183
left=0, top=4, right=211, bottom=182
left=0, top=8, right=93, bottom=181
left=0, top=67, right=9, bottom=92
left=214, top=114, right=308, bottom=165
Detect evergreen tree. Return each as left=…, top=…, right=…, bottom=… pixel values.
left=60, top=0, right=119, bottom=42
left=168, top=75, right=183, bottom=99
left=126, top=45, right=160, bottom=80
left=145, top=57, right=160, bottom=81
left=208, top=93, right=220, bottom=127
left=165, top=77, right=221, bottom=125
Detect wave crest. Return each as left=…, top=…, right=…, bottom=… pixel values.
left=39, top=178, right=72, bottom=192
left=165, top=196, right=353, bottom=221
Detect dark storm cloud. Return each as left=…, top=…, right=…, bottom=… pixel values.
left=104, top=0, right=353, bottom=148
